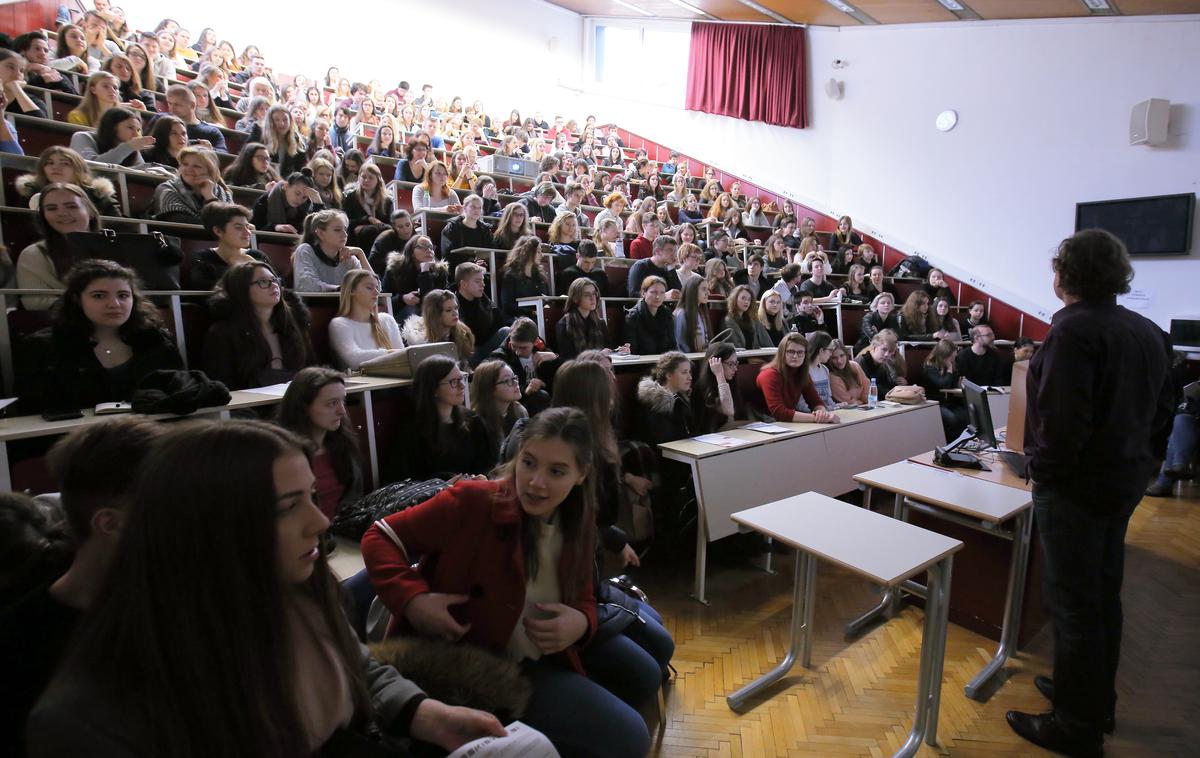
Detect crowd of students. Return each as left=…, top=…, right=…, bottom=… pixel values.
left=0, top=4, right=1097, bottom=757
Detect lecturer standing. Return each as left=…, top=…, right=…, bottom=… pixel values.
left=1007, top=229, right=1175, bottom=757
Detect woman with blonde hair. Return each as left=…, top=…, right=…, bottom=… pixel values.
left=262, top=104, right=306, bottom=176
left=722, top=284, right=771, bottom=349
left=548, top=213, right=581, bottom=255
left=16, top=145, right=120, bottom=216
left=328, top=269, right=402, bottom=370
left=66, top=71, right=123, bottom=126
left=342, top=162, right=392, bottom=249
left=592, top=216, right=624, bottom=258
left=306, top=155, right=342, bottom=209
left=152, top=147, right=232, bottom=224
left=757, top=289, right=789, bottom=346
left=593, top=191, right=627, bottom=230
left=400, top=288, right=476, bottom=367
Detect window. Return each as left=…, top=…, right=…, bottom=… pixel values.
left=588, top=20, right=690, bottom=108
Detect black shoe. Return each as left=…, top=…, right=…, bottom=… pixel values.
left=1033, top=677, right=1115, bottom=734
left=1145, top=478, right=1174, bottom=497
left=1006, top=711, right=1103, bottom=757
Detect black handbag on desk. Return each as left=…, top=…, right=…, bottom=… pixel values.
left=67, top=229, right=183, bottom=290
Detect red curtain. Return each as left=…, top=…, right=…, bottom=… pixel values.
left=685, top=22, right=808, bottom=129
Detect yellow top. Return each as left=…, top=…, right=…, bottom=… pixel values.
left=66, top=110, right=92, bottom=127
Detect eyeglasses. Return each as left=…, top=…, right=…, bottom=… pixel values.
left=722, top=359, right=739, bottom=368
left=440, top=377, right=466, bottom=389
left=251, top=277, right=281, bottom=289
left=495, top=376, right=520, bottom=387
left=784, top=350, right=806, bottom=358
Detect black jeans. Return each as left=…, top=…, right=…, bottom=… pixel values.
left=1032, top=482, right=1141, bottom=733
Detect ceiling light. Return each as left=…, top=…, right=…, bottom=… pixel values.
left=937, top=0, right=964, bottom=9
left=936, top=0, right=981, bottom=20
left=828, top=0, right=854, bottom=12
left=664, top=0, right=712, bottom=17
left=1083, top=0, right=1110, bottom=9
left=824, top=0, right=879, bottom=23
left=612, top=0, right=654, bottom=17
left=733, top=0, right=796, bottom=24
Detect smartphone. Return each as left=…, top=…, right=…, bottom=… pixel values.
left=41, top=409, right=84, bottom=422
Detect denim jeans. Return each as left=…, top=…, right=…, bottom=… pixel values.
left=1032, top=481, right=1141, bottom=733
left=521, top=657, right=650, bottom=758
left=581, top=600, right=675, bottom=710
left=1163, top=413, right=1198, bottom=471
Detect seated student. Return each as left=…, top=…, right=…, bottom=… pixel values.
left=793, top=294, right=829, bottom=336
left=499, top=235, right=550, bottom=321
left=674, top=277, right=710, bottom=353
left=1146, top=386, right=1199, bottom=497
left=189, top=202, right=271, bottom=290
left=704, top=258, right=735, bottom=301
left=69, top=106, right=149, bottom=168
left=593, top=191, right=627, bottom=230
left=0, top=418, right=162, bottom=758
left=223, top=142, right=282, bottom=189
left=930, top=297, right=962, bottom=341
left=674, top=222, right=700, bottom=250
left=559, top=240, right=608, bottom=296
left=674, top=241, right=704, bottom=290
left=865, top=264, right=897, bottom=300
left=523, top=181, right=559, bottom=225
left=454, top=262, right=508, bottom=363
left=16, top=146, right=120, bottom=217
left=151, top=147, right=233, bottom=224
left=396, top=137, right=432, bottom=183
left=798, top=262, right=845, bottom=304
left=628, top=212, right=660, bottom=260
left=757, top=290, right=790, bottom=347
left=692, top=342, right=757, bottom=433
left=364, top=408, right=649, bottom=757
left=490, top=317, right=555, bottom=412
left=401, top=288, right=476, bottom=367
left=755, top=333, right=840, bottom=424
left=923, top=267, right=957, bottom=305
left=624, top=275, right=674, bottom=356
left=857, top=292, right=901, bottom=351
left=342, top=162, right=392, bottom=249
left=203, top=261, right=314, bottom=389
left=250, top=169, right=324, bottom=234
left=141, top=114, right=187, bottom=169
left=761, top=233, right=790, bottom=272
left=66, top=72, right=121, bottom=127
left=0, top=49, right=49, bottom=119
left=804, top=331, right=838, bottom=410
left=81, top=10, right=120, bottom=64
left=636, top=351, right=694, bottom=444
left=1013, top=336, right=1036, bottom=362
left=494, top=201, right=533, bottom=251
left=547, top=213, right=581, bottom=256
left=16, top=183, right=102, bottom=310
left=843, top=263, right=871, bottom=304
left=677, top=192, right=704, bottom=224
left=742, top=196, right=770, bottom=228
left=770, top=262, right=803, bottom=321
left=329, top=270, right=403, bottom=370
left=338, top=148, right=364, bottom=187
left=827, top=214, right=862, bottom=254
left=827, top=339, right=871, bottom=405
left=897, top=290, right=939, bottom=341
left=555, top=278, right=628, bottom=360
left=28, top=419, right=505, bottom=756
left=260, top=104, right=306, bottom=176
left=366, top=122, right=399, bottom=159
left=292, top=210, right=370, bottom=292
left=440, top=193, right=495, bottom=255
left=234, top=95, right=270, bottom=135
left=955, top=323, right=1013, bottom=386
left=0, top=491, right=70, bottom=610
left=164, top=83, right=226, bottom=152
left=305, top=154, right=343, bottom=210
left=100, top=52, right=154, bottom=111
left=855, top=242, right=880, bottom=271
left=12, top=31, right=76, bottom=95
left=386, top=354, right=496, bottom=479
left=918, top=338, right=968, bottom=439
left=17, top=260, right=184, bottom=414
left=49, top=23, right=90, bottom=77
left=626, top=236, right=681, bottom=299
left=412, top=160, right=462, bottom=213
left=962, top=299, right=988, bottom=337
left=855, top=329, right=909, bottom=396
left=722, top=284, right=772, bottom=349
left=385, top=234, right=449, bottom=316
left=733, top=254, right=770, bottom=300
left=276, top=367, right=363, bottom=520
left=470, top=358, right=529, bottom=457
left=364, top=210, right=417, bottom=276
left=472, top=175, right=502, bottom=216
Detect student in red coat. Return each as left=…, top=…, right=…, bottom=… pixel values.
left=627, top=211, right=659, bottom=260
left=362, top=408, right=650, bottom=758
left=755, top=332, right=841, bottom=424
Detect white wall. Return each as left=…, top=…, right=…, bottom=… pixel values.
left=591, top=16, right=1200, bottom=330
left=113, top=0, right=584, bottom=119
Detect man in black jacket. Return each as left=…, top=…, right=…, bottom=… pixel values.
left=559, top=241, right=608, bottom=296
left=626, top=237, right=681, bottom=298
left=452, top=261, right=508, bottom=364
left=1007, top=229, right=1175, bottom=758
left=955, top=324, right=1012, bottom=386
left=12, top=32, right=75, bottom=95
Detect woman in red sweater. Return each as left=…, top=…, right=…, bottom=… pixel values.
left=755, top=333, right=841, bottom=424
left=361, top=407, right=650, bottom=758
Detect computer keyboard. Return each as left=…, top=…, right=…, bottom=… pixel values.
left=996, top=450, right=1030, bottom=479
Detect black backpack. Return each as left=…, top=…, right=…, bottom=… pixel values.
left=329, top=478, right=449, bottom=540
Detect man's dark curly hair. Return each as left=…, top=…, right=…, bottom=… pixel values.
left=1052, top=229, right=1133, bottom=302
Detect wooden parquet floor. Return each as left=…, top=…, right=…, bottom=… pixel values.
left=638, top=483, right=1200, bottom=758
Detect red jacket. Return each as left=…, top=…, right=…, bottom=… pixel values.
left=756, top=364, right=824, bottom=422
left=628, top=235, right=653, bottom=260
left=361, top=479, right=597, bottom=673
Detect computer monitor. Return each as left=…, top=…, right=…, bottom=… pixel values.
left=962, top=379, right=997, bottom=448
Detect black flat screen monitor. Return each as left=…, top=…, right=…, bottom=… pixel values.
left=1075, top=193, right=1195, bottom=256
left=962, top=379, right=997, bottom=449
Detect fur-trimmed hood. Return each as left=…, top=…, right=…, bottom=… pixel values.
left=16, top=174, right=117, bottom=204
left=637, top=376, right=681, bottom=414
left=400, top=313, right=426, bottom=346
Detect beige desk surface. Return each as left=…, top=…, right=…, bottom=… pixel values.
left=732, top=492, right=964, bottom=586
left=0, top=375, right=410, bottom=444
left=610, top=347, right=776, bottom=371
left=908, top=450, right=1031, bottom=492
left=660, top=402, right=938, bottom=461
left=853, top=460, right=1032, bottom=523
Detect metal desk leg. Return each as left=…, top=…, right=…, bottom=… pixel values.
left=727, top=549, right=810, bottom=711
left=1, top=440, right=11, bottom=492
left=965, top=508, right=1033, bottom=700
left=687, top=459, right=710, bottom=605
left=363, top=389, right=380, bottom=487
left=845, top=491, right=906, bottom=637
left=800, top=552, right=817, bottom=669
left=893, top=554, right=953, bottom=758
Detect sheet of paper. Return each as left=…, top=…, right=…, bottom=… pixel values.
left=241, top=383, right=292, bottom=397
left=610, top=353, right=642, bottom=361
left=743, top=421, right=790, bottom=434
left=0, top=397, right=17, bottom=412
left=447, top=721, right=559, bottom=758
left=693, top=433, right=753, bottom=448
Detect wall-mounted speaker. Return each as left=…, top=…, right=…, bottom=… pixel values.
left=1130, top=98, right=1170, bottom=146
left=824, top=78, right=843, bottom=100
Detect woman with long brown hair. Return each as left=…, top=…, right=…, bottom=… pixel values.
left=898, top=290, right=935, bottom=341
left=469, top=358, right=528, bottom=456
left=400, top=288, right=475, bottom=367
left=755, top=333, right=839, bottom=424
left=500, top=235, right=549, bottom=321
left=554, top=278, right=627, bottom=360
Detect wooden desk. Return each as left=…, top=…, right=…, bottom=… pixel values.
left=0, top=375, right=410, bottom=492
left=850, top=460, right=1033, bottom=701
left=659, top=402, right=944, bottom=603
left=727, top=492, right=962, bottom=758
left=908, top=449, right=1030, bottom=492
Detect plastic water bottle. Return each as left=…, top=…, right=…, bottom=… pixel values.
left=868, top=378, right=878, bottom=409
